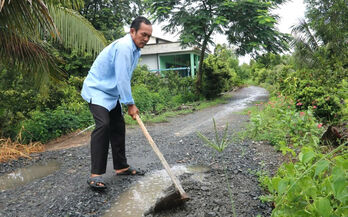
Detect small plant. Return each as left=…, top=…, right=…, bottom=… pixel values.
left=196, top=118, right=229, bottom=153
left=197, top=119, right=236, bottom=217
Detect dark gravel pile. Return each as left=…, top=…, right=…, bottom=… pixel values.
left=0, top=86, right=283, bottom=217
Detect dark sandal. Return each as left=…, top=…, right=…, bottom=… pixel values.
left=116, top=166, right=145, bottom=176
left=87, top=176, right=107, bottom=190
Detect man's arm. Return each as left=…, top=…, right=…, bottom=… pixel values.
left=114, top=45, right=134, bottom=105
left=114, top=44, right=139, bottom=119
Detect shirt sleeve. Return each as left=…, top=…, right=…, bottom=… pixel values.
left=114, top=45, right=135, bottom=105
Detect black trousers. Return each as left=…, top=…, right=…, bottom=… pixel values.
left=88, top=102, right=129, bottom=174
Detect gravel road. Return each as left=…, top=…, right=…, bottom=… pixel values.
left=0, top=86, right=283, bottom=217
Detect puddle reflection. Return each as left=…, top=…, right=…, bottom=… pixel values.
left=0, top=160, right=60, bottom=191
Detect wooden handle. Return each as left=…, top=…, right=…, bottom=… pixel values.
left=135, top=115, right=188, bottom=199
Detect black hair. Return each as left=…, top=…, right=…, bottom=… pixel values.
left=130, top=16, right=151, bottom=31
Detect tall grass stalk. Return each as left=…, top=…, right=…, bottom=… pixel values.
left=197, top=119, right=236, bottom=216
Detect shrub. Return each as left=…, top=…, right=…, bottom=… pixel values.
left=21, top=104, right=93, bottom=143
left=260, top=144, right=347, bottom=217
left=201, top=54, right=237, bottom=99
left=246, top=95, right=324, bottom=155
left=132, top=84, right=165, bottom=113
left=294, top=81, right=343, bottom=122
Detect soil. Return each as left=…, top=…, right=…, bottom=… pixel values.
left=0, top=86, right=284, bottom=217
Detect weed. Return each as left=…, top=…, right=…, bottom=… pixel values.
left=196, top=118, right=229, bottom=153
left=197, top=118, right=236, bottom=217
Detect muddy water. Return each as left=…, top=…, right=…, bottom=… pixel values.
left=0, top=160, right=60, bottom=191
left=103, top=165, right=210, bottom=217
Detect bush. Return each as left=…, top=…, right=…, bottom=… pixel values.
left=21, top=104, right=93, bottom=143
left=246, top=95, right=324, bottom=155
left=132, top=65, right=198, bottom=113
left=132, top=84, right=165, bottom=113
left=260, top=145, right=347, bottom=217
left=201, top=54, right=237, bottom=99
left=294, top=80, right=343, bottom=122
left=245, top=93, right=347, bottom=217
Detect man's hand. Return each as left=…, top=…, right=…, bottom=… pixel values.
left=127, top=104, right=139, bottom=120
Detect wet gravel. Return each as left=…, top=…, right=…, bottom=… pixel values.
left=0, top=86, right=283, bottom=217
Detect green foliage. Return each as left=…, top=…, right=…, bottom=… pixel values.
left=132, top=65, right=198, bottom=111
left=303, top=0, right=347, bottom=62
left=201, top=45, right=240, bottom=99
left=293, top=79, right=343, bottom=122
left=245, top=93, right=347, bottom=216
left=132, top=65, right=161, bottom=91
left=197, top=118, right=229, bottom=153
left=79, top=0, right=146, bottom=42
left=56, top=47, right=94, bottom=77
left=0, top=0, right=106, bottom=81
left=250, top=53, right=346, bottom=123
left=21, top=104, right=93, bottom=143
left=147, top=0, right=290, bottom=91
left=243, top=3, right=348, bottom=215
left=260, top=144, right=347, bottom=217
left=132, top=84, right=164, bottom=113
left=246, top=95, right=324, bottom=155
left=0, top=68, right=89, bottom=140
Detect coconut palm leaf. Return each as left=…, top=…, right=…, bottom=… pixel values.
left=49, top=6, right=107, bottom=55
left=0, top=30, right=66, bottom=81
left=291, top=19, right=322, bottom=67
left=291, top=19, right=320, bottom=51
left=0, top=0, right=106, bottom=81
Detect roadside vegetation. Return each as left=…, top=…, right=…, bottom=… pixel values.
left=0, top=0, right=346, bottom=216
left=241, top=1, right=347, bottom=216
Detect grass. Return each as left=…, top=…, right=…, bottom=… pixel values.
left=0, top=138, right=44, bottom=163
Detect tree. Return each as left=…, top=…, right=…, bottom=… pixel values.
left=0, top=0, right=107, bottom=81
left=80, top=0, right=147, bottom=42
left=292, top=0, right=348, bottom=69
left=146, top=0, right=290, bottom=92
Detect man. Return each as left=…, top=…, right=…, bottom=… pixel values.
left=81, top=16, right=152, bottom=189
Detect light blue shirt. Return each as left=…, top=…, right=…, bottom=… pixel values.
left=81, top=34, right=141, bottom=111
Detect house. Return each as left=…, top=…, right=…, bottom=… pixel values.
left=139, top=35, right=210, bottom=77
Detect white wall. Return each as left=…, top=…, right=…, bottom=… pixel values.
left=139, top=55, right=158, bottom=70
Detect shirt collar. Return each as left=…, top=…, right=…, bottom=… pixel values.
left=127, top=34, right=141, bottom=52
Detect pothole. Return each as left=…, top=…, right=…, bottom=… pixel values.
left=0, top=160, right=61, bottom=191
left=103, top=164, right=210, bottom=217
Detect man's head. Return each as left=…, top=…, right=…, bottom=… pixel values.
left=130, top=16, right=152, bottom=48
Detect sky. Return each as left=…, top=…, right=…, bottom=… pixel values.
left=150, top=0, right=306, bottom=64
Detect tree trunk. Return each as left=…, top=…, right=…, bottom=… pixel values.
left=195, top=30, right=214, bottom=94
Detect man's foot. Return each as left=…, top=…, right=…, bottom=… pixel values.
left=87, top=175, right=107, bottom=190
left=115, top=166, right=145, bottom=176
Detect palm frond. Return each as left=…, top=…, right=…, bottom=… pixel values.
left=0, top=0, right=58, bottom=38
left=45, top=0, right=84, bottom=9
left=49, top=6, right=107, bottom=54
left=0, top=29, right=66, bottom=81
left=291, top=19, right=320, bottom=50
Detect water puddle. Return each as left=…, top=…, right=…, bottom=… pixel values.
left=0, top=160, right=60, bottom=191
left=186, top=165, right=210, bottom=184
left=103, top=165, right=210, bottom=217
